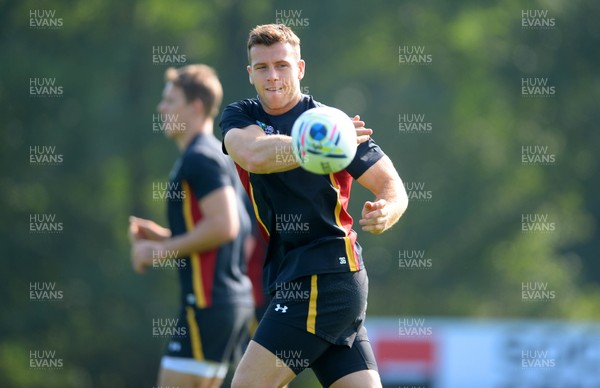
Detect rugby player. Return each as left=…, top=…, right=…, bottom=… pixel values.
left=129, top=64, right=254, bottom=387
left=220, top=24, right=409, bottom=388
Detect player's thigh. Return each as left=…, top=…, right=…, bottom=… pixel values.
left=231, top=340, right=296, bottom=388
left=158, top=366, right=224, bottom=388
left=330, top=370, right=382, bottom=388
left=167, top=304, right=252, bottom=364
left=311, top=328, right=380, bottom=388
left=233, top=315, right=334, bottom=388
left=198, top=304, right=253, bottom=363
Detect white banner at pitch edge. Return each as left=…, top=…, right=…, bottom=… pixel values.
left=365, top=317, right=600, bottom=388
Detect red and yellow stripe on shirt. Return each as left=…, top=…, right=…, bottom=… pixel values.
left=182, top=180, right=218, bottom=308
left=329, top=171, right=361, bottom=272
left=235, top=163, right=270, bottom=242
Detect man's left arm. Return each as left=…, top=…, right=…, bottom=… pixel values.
left=356, top=155, right=408, bottom=234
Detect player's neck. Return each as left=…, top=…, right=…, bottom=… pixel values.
left=261, top=92, right=302, bottom=116
left=175, top=119, right=214, bottom=151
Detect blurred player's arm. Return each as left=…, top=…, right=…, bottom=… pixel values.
left=130, top=186, right=240, bottom=273
left=357, top=155, right=408, bottom=234
left=129, top=216, right=171, bottom=241
left=162, top=185, right=240, bottom=255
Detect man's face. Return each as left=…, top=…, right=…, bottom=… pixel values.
left=156, top=82, right=194, bottom=138
left=247, top=42, right=305, bottom=115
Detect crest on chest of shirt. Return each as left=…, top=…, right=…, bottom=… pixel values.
left=256, top=120, right=278, bottom=135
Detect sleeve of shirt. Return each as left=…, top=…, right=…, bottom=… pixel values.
left=219, top=101, right=257, bottom=155
left=345, top=138, right=386, bottom=180
left=182, top=152, right=232, bottom=201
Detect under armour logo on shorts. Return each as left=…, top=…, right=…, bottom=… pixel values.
left=274, top=304, right=288, bottom=313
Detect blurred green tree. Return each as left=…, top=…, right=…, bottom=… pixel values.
left=1, top=0, right=598, bottom=386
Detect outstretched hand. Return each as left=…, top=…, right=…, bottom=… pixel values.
left=130, top=239, right=163, bottom=274
left=129, top=216, right=170, bottom=242
left=128, top=216, right=172, bottom=274
left=359, top=199, right=390, bottom=234
left=352, top=115, right=373, bottom=145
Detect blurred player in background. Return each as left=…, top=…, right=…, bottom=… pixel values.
left=129, top=64, right=254, bottom=388
left=220, top=24, right=409, bottom=387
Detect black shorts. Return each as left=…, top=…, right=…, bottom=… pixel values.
left=253, top=270, right=378, bottom=386
left=165, top=303, right=254, bottom=364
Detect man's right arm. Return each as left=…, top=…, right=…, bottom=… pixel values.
left=224, top=125, right=300, bottom=174
left=222, top=111, right=373, bottom=174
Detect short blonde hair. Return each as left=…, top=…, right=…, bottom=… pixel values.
left=164, top=64, right=223, bottom=119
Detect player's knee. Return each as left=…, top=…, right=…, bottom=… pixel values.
left=231, top=371, right=281, bottom=388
